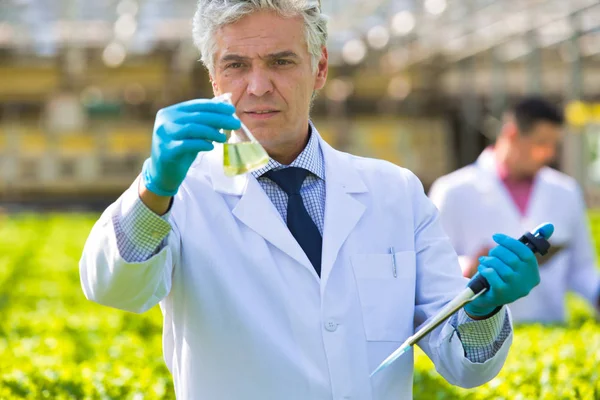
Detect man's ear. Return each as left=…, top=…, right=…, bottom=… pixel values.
left=210, top=75, right=220, bottom=96
left=505, top=120, right=519, bottom=140
left=313, top=46, right=328, bottom=91
left=500, top=114, right=519, bottom=140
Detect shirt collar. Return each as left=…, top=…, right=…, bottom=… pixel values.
left=251, top=121, right=325, bottom=180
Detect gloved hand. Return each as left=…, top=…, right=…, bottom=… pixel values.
left=142, top=98, right=241, bottom=197
left=464, top=233, right=541, bottom=318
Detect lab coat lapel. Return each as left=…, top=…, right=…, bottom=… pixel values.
left=207, top=144, right=315, bottom=274
left=318, top=138, right=368, bottom=288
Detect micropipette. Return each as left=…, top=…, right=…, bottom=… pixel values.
left=370, top=222, right=555, bottom=377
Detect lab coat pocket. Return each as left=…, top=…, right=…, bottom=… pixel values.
left=351, top=251, right=416, bottom=342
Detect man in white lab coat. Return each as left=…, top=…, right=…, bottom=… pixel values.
left=430, top=97, right=600, bottom=324
left=79, top=1, right=545, bottom=399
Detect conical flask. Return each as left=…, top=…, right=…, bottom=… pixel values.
left=214, top=93, right=270, bottom=176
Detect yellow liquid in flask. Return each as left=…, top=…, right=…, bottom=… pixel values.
left=223, top=142, right=269, bottom=176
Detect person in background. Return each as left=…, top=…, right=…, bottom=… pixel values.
left=79, top=1, right=544, bottom=399
left=429, top=96, right=600, bottom=324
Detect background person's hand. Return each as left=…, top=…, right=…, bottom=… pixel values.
left=142, top=98, right=241, bottom=197
left=464, top=233, right=541, bottom=318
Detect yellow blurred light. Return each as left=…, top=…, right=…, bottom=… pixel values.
left=565, top=101, right=590, bottom=127
left=342, top=39, right=367, bottom=65
left=593, top=104, right=600, bottom=122
left=367, top=26, right=390, bottom=50
left=391, top=11, right=415, bottom=36
left=102, top=42, right=127, bottom=68
left=425, top=0, right=447, bottom=15
left=114, top=14, right=137, bottom=41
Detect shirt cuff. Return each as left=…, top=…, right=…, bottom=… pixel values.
left=450, top=306, right=511, bottom=363
left=112, top=182, right=173, bottom=262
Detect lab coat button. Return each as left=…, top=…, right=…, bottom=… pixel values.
left=324, top=321, right=338, bottom=332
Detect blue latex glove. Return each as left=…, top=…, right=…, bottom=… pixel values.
left=464, top=233, right=541, bottom=318
left=142, top=98, right=241, bottom=197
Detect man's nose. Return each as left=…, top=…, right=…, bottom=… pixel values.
left=246, top=68, right=274, bottom=97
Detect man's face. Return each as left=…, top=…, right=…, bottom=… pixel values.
left=211, top=10, right=328, bottom=156
left=512, top=121, right=562, bottom=177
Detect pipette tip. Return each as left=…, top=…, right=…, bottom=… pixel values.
left=369, top=343, right=411, bottom=377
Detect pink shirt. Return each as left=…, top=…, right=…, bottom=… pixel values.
left=493, top=148, right=534, bottom=217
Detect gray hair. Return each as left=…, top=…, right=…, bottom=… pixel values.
left=192, top=0, right=328, bottom=76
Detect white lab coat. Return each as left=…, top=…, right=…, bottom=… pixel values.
left=80, top=136, right=512, bottom=400
left=429, top=148, right=600, bottom=323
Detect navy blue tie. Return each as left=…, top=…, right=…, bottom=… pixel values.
left=264, top=167, right=322, bottom=276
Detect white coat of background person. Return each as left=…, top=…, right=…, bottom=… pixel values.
left=79, top=1, right=545, bottom=399
left=429, top=97, right=600, bottom=324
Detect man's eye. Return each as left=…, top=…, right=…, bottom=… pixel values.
left=275, top=59, right=292, bottom=66
left=226, top=63, right=244, bottom=69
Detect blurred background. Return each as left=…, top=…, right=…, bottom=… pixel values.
left=1, top=1, right=600, bottom=399
left=1, top=0, right=600, bottom=210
